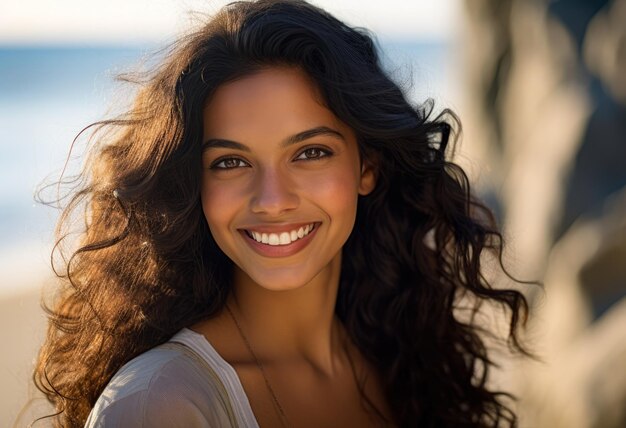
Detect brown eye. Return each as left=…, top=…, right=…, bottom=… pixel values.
left=210, top=157, right=249, bottom=169
left=295, top=147, right=333, bottom=161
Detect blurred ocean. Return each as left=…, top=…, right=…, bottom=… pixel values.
left=0, top=42, right=452, bottom=293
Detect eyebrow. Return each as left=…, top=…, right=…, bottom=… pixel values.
left=202, top=126, right=345, bottom=152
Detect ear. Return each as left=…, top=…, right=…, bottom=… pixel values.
left=358, top=158, right=377, bottom=196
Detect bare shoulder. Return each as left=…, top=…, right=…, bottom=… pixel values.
left=190, top=309, right=252, bottom=365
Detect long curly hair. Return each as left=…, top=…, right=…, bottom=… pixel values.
left=33, top=0, right=531, bottom=426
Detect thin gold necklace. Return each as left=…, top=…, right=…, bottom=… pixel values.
left=225, top=304, right=291, bottom=428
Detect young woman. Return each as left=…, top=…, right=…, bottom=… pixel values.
left=33, top=0, right=530, bottom=426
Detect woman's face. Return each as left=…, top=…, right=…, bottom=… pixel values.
left=201, top=66, right=375, bottom=291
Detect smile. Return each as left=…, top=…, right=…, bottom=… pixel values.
left=238, top=222, right=320, bottom=258
left=244, top=223, right=316, bottom=246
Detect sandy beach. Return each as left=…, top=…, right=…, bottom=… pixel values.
left=1, top=269, right=52, bottom=427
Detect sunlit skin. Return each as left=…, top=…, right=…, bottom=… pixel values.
left=193, top=67, right=391, bottom=426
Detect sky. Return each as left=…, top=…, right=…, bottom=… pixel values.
left=0, top=0, right=459, bottom=45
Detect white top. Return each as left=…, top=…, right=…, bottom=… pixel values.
left=85, top=328, right=260, bottom=428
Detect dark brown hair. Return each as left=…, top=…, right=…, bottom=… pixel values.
left=34, top=1, right=530, bottom=426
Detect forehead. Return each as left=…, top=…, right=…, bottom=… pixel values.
left=202, top=67, right=351, bottom=140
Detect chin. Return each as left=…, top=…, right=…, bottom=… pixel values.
left=231, top=253, right=341, bottom=293
left=248, top=270, right=316, bottom=292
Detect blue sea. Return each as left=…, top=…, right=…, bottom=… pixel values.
left=0, top=42, right=452, bottom=291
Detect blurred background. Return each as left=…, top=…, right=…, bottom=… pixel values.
left=0, top=0, right=624, bottom=426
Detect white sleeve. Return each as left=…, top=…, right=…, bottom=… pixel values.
left=85, top=351, right=237, bottom=428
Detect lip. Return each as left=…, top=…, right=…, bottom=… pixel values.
left=238, top=222, right=317, bottom=234
left=238, top=222, right=321, bottom=258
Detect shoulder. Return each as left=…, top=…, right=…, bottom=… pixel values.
left=85, top=339, right=235, bottom=427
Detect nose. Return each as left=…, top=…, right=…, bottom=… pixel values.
left=249, top=167, right=299, bottom=216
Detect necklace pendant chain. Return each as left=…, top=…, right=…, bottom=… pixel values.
left=226, top=304, right=291, bottom=428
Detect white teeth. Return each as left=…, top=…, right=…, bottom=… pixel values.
left=279, top=232, right=291, bottom=245
left=246, top=223, right=316, bottom=246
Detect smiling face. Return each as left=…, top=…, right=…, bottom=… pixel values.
left=200, top=67, right=376, bottom=291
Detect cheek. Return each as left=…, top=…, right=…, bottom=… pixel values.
left=200, top=180, right=239, bottom=234
left=303, top=163, right=360, bottom=218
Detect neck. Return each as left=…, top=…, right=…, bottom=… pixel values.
left=226, top=253, right=347, bottom=376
